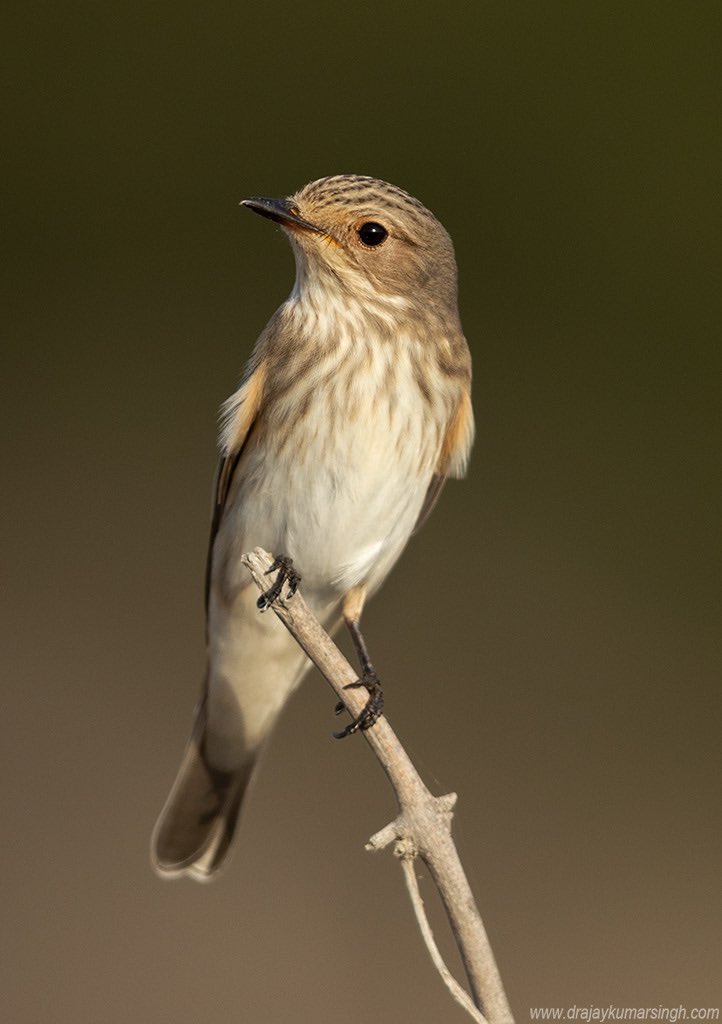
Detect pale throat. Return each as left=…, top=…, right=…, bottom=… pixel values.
left=288, top=258, right=414, bottom=350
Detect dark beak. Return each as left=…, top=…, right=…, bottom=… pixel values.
left=240, top=196, right=324, bottom=235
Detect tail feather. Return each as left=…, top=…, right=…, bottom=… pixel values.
left=151, top=699, right=254, bottom=881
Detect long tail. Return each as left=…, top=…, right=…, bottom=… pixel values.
left=150, top=695, right=254, bottom=882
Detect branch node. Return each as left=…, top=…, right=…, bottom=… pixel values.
left=438, top=791, right=458, bottom=814
left=394, top=835, right=418, bottom=861
left=435, top=791, right=458, bottom=832
left=366, top=818, right=402, bottom=852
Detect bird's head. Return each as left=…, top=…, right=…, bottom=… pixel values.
left=242, top=175, right=460, bottom=324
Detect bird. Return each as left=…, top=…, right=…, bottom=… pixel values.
left=151, top=174, right=474, bottom=881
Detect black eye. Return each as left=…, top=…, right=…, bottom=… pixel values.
left=357, top=222, right=388, bottom=247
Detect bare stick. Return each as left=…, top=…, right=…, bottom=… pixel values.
left=242, top=548, right=514, bottom=1024
left=398, top=850, right=486, bottom=1023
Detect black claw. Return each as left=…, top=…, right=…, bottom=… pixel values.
left=256, top=554, right=301, bottom=610
left=333, top=684, right=363, bottom=715
left=333, top=673, right=384, bottom=739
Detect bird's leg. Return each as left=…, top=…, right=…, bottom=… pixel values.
left=256, top=554, right=301, bottom=610
left=334, top=588, right=384, bottom=739
left=333, top=618, right=384, bottom=738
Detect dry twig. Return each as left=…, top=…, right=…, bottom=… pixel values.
left=242, top=548, right=514, bottom=1024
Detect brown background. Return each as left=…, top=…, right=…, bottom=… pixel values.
left=3, top=2, right=720, bottom=1021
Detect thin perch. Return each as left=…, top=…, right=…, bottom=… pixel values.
left=242, top=547, right=514, bottom=1024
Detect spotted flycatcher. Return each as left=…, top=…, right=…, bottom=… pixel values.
left=151, top=175, right=474, bottom=880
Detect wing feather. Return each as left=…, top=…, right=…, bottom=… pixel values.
left=413, top=388, right=475, bottom=535
left=204, top=361, right=266, bottom=615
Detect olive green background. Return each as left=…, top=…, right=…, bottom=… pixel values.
left=3, top=2, right=719, bottom=1021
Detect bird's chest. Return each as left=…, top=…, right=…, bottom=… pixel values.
left=274, top=338, right=438, bottom=478
left=239, top=344, right=441, bottom=590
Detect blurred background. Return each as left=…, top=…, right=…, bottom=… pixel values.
left=2, top=2, right=720, bottom=1020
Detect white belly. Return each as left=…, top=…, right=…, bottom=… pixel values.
left=205, top=371, right=438, bottom=766
left=223, top=398, right=434, bottom=599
